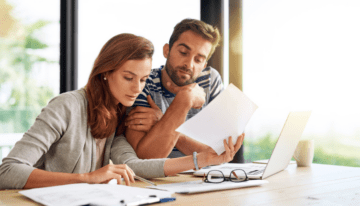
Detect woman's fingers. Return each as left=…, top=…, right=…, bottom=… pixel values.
left=115, top=175, right=123, bottom=185
left=88, top=164, right=136, bottom=186
left=223, top=138, right=232, bottom=162
left=125, top=168, right=135, bottom=183
left=228, top=136, right=234, bottom=152
left=234, top=133, right=245, bottom=151
left=113, top=165, right=135, bottom=185
left=121, top=172, right=131, bottom=186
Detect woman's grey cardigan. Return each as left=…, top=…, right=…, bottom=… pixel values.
left=0, top=89, right=166, bottom=189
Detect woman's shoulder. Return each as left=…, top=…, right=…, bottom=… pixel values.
left=49, top=88, right=87, bottom=108
left=40, top=89, right=88, bottom=119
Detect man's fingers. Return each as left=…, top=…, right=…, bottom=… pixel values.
left=126, top=117, right=146, bottom=125
left=127, top=106, right=150, bottom=116
left=126, top=112, right=150, bottom=122
left=147, top=95, right=159, bottom=109
left=127, top=124, right=151, bottom=132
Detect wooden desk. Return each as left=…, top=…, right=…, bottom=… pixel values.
left=1, top=164, right=360, bottom=205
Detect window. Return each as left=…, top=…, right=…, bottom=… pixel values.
left=243, top=0, right=360, bottom=167
left=78, top=0, right=200, bottom=88
left=0, top=0, right=60, bottom=161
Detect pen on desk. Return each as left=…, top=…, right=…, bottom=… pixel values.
left=159, top=197, right=176, bottom=203
left=109, top=160, right=157, bottom=186
left=134, top=175, right=157, bottom=186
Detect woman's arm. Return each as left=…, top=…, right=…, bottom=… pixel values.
left=24, top=164, right=135, bottom=189
left=111, top=133, right=245, bottom=178
left=0, top=93, right=74, bottom=189
left=164, top=134, right=245, bottom=176
left=0, top=91, right=134, bottom=189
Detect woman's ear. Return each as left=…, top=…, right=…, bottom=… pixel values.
left=103, top=72, right=109, bottom=81
left=163, top=44, right=170, bottom=59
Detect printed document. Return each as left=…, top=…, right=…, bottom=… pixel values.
left=147, top=180, right=268, bottom=194
left=176, top=83, right=258, bottom=155
left=19, top=183, right=173, bottom=206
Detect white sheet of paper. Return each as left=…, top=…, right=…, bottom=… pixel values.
left=147, top=180, right=268, bottom=194
left=176, top=83, right=258, bottom=155
left=19, top=183, right=173, bottom=206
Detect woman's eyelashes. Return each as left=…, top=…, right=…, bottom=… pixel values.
left=124, top=76, right=147, bottom=83
left=124, top=76, right=133, bottom=81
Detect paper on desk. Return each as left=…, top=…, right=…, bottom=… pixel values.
left=19, top=183, right=173, bottom=206
left=176, top=83, right=258, bottom=155
left=147, top=180, right=268, bottom=194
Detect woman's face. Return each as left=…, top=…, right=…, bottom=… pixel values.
left=107, top=58, right=152, bottom=107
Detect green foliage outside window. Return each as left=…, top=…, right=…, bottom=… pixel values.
left=0, top=0, right=55, bottom=133
left=244, top=134, right=360, bottom=167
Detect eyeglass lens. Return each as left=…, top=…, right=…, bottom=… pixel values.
left=207, top=170, right=224, bottom=183
left=206, top=169, right=247, bottom=183
left=229, top=169, right=247, bottom=182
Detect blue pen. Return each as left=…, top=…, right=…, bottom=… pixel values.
left=159, top=197, right=176, bottom=203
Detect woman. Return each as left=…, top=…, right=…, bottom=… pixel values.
left=0, top=33, right=243, bottom=189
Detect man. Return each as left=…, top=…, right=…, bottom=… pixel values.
left=125, top=18, right=241, bottom=159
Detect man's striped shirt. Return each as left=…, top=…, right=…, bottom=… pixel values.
left=131, top=65, right=224, bottom=157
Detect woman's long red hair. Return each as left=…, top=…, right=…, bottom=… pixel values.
left=86, top=33, right=154, bottom=139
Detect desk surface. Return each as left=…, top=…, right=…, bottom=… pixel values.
left=1, top=163, right=360, bottom=206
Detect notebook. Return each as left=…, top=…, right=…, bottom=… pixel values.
left=194, top=111, right=312, bottom=180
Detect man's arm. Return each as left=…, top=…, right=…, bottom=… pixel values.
left=174, top=133, right=211, bottom=155
left=125, top=82, right=205, bottom=159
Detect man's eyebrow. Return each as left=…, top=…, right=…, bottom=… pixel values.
left=177, top=43, right=207, bottom=59
left=178, top=43, right=191, bottom=51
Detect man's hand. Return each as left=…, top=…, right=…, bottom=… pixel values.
left=125, top=95, right=163, bottom=132
left=167, top=82, right=205, bottom=109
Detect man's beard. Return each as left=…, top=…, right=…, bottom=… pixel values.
left=165, top=60, right=196, bottom=87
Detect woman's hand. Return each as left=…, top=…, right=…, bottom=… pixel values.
left=125, top=95, right=163, bottom=132
left=200, top=133, right=245, bottom=167
left=83, top=164, right=135, bottom=186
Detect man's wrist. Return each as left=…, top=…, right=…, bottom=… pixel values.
left=174, top=91, right=193, bottom=109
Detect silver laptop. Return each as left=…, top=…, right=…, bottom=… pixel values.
left=194, top=111, right=312, bottom=180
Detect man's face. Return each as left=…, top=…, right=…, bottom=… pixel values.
left=163, top=30, right=212, bottom=86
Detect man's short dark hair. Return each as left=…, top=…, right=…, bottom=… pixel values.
left=168, top=19, right=221, bottom=61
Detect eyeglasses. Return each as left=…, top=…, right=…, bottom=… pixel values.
left=203, top=169, right=248, bottom=183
